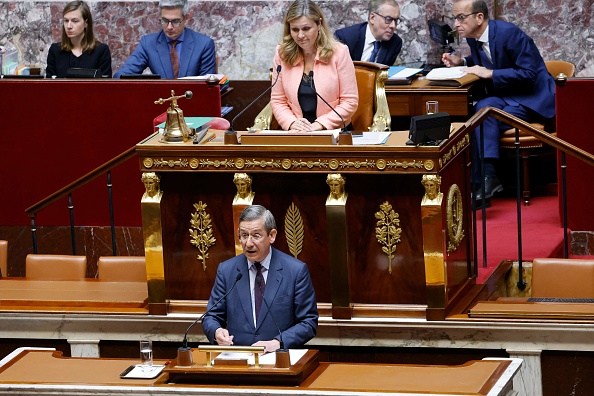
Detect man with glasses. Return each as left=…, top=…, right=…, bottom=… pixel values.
left=335, top=0, right=402, bottom=65
left=442, top=0, right=555, bottom=205
left=202, top=205, right=318, bottom=353
left=114, top=0, right=216, bottom=78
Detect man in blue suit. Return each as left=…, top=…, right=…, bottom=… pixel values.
left=335, top=0, right=403, bottom=66
left=202, top=205, right=318, bottom=353
left=443, top=0, right=555, bottom=203
left=114, top=0, right=216, bottom=78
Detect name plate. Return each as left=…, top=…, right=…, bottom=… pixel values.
left=240, top=130, right=338, bottom=145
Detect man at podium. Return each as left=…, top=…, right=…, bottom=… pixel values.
left=202, top=205, right=318, bottom=353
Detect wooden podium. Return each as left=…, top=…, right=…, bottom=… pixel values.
left=135, top=126, right=475, bottom=320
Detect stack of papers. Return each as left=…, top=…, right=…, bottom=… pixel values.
left=426, top=66, right=467, bottom=80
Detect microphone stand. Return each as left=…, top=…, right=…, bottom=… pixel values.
left=176, top=273, right=243, bottom=367
left=308, top=71, right=352, bottom=145
left=225, top=65, right=282, bottom=144
left=256, top=277, right=290, bottom=369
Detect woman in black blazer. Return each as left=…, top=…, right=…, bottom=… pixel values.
left=46, top=1, right=112, bottom=78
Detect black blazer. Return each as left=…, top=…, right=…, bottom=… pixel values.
left=46, top=42, right=112, bottom=78
left=335, top=22, right=402, bottom=66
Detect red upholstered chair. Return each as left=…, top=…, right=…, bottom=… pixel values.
left=500, top=60, right=575, bottom=205
left=97, top=256, right=147, bottom=282
left=0, top=240, right=8, bottom=277
left=25, top=254, right=87, bottom=280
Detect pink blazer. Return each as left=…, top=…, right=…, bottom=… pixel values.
left=270, top=43, right=359, bottom=130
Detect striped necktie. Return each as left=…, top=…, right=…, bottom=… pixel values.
left=254, top=262, right=265, bottom=322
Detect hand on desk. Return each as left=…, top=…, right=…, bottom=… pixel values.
left=463, top=65, right=493, bottom=79
left=252, top=339, right=281, bottom=354
left=290, top=118, right=324, bottom=132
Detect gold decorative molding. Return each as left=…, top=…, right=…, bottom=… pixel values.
left=446, top=184, right=465, bottom=254
left=284, top=203, right=304, bottom=259
left=141, top=156, right=446, bottom=173
left=375, top=201, right=402, bottom=274
left=439, top=133, right=470, bottom=169
left=292, top=159, right=330, bottom=169
left=385, top=160, right=425, bottom=170
left=189, top=201, right=216, bottom=271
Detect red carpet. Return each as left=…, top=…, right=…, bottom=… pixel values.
left=475, top=195, right=566, bottom=283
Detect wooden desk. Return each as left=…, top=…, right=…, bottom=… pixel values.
left=136, top=126, right=475, bottom=320
left=468, top=298, right=594, bottom=321
left=0, top=349, right=521, bottom=395
left=386, top=77, right=478, bottom=117
left=0, top=279, right=148, bottom=314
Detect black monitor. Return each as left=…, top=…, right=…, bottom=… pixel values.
left=406, top=112, right=451, bottom=146
left=65, top=68, right=102, bottom=78
left=119, top=74, right=161, bottom=79
left=428, top=19, right=454, bottom=47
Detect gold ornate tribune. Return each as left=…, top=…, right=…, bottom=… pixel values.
left=136, top=125, right=474, bottom=320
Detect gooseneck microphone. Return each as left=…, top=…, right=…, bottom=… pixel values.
left=228, top=65, right=282, bottom=133
left=181, top=272, right=243, bottom=349
left=256, top=277, right=286, bottom=351
left=308, top=71, right=348, bottom=133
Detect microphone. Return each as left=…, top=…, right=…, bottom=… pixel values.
left=181, top=272, right=243, bottom=348
left=255, top=276, right=286, bottom=351
left=308, top=70, right=348, bottom=134
left=228, top=65, right=282, bottom=133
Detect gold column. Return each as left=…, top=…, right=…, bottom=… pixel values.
left=141, top=172, right=166, bottom=315
left=420, top=174, right=446, bottom=309
left=231, top=173, right=255, bottom=256
left=325, top=174, right=351, bottom=319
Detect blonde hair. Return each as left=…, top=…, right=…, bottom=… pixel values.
left=278, top=0, right=336, bottom=65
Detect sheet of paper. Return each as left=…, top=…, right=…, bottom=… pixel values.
left=426, top=66, right=467, bottom=80
left=214, top=349, right=309, bottom=366
left=352, top=132, right=391, bottom=145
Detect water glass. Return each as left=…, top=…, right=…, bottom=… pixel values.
left=426, top=101, right=439, bottom=114
left=140, top=340, right=153, bottom=371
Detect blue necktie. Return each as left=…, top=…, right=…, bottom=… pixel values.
left=368, top=41, right=380, bottom=62
left=477, top=41, right=493, bottom=69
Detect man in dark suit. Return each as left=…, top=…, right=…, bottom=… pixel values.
left=334, top=0, right=403, bottom=66
left=442, top=0, right=555, bottom=203
left=114, top=0, right=216, bottom=78
left=202, top=205, right=318, bottom=353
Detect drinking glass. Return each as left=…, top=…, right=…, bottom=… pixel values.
left=140, top=340, right=153, bottom=371
left=426, top=101, right=439, bottom=114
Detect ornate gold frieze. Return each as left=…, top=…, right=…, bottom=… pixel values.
left=189, top=201, right=216, bottom=271
left=152, top=158, right=189, bottom=168
left=375, top=201, right=402, bottom=274
left=446, top=184, right=465, bottom=254
left=439, top=133, right=470, bottom=168
left=385, top=160, right=425, bottom=170
left=199, top=159, right=236, bottom=168
left=284, top=203, right=304, bottom=259
left=339, top=159, right=376, bottom=169
left=292, top=159, right=330, bottom=169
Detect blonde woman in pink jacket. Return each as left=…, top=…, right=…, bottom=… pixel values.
left=271, top=0, right=359, bottom=132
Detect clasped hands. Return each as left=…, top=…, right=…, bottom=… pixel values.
left=290, top=118, right=324, bottom=133
left=441, top=53, right=493, bottom=79
left=214, top=328, right=281, bottom=353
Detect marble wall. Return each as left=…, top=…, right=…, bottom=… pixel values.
left=1, top=0, right=593, bottom=79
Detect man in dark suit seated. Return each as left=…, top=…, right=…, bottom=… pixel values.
left=442, top=0, right=555, bottom=204
left=334, top=0, right=403, bottom=66
left=202, top=205, right=319, bottom=353
left=114, top=0, right=216, bottom=78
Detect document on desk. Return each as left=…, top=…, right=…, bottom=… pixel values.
left=214, top=349, right=308, bottom=366
left=352, top=131, right=391, bottom=145
left=426, top=66, right=467, bottom=80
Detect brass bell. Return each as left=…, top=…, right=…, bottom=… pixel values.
left=155, top=90, right=194, bottom=143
